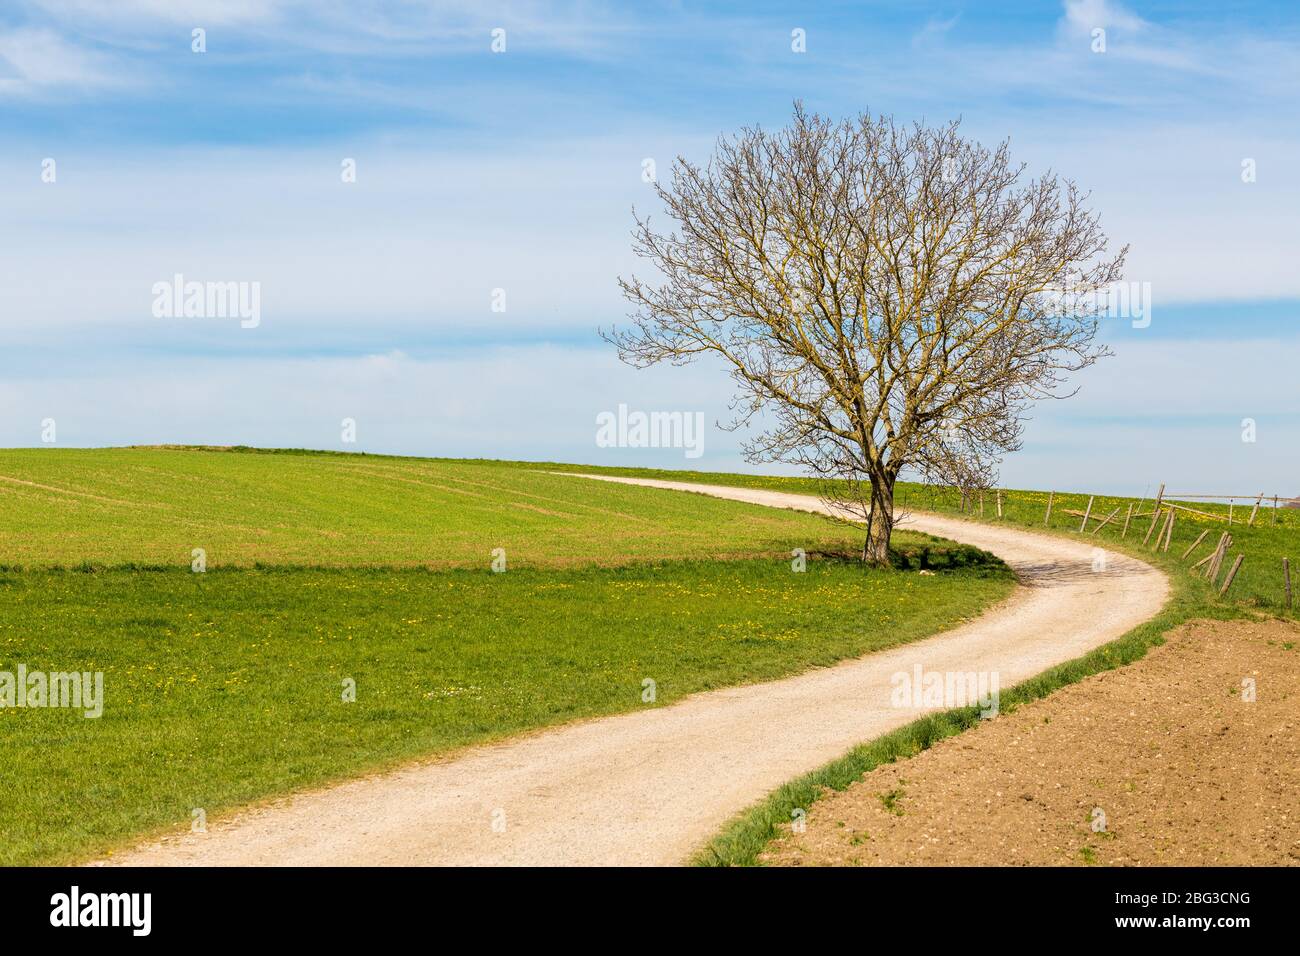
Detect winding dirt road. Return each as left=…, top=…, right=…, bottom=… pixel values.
left=102, top=476, right=1168, bottom=867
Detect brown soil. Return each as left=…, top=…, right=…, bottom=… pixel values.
left=763, top=618, right=1300, bottom=867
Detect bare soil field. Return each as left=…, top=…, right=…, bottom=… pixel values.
left=763, top=618, right=1300, bottom=867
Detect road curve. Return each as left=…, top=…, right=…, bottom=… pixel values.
left=101, top=475, right=1168, bottom=867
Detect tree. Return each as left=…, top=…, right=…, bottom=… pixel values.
left=607, top=105, right=1124, bottom=563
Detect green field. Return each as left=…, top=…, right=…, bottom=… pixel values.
left=531, top=461, right=1300, bottom=618
left=0, top=447, right=1014, bottom=865
left=0, top=447, right=861, bottom=569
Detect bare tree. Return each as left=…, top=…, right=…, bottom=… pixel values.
left=607, top=105, right=1123, bottom=563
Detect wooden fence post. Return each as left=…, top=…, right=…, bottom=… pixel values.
left=1273, top=496, right=1279, bottom=527
left=1285, top=558, right=1293, bottom=610
left=1181, top=529, right=1210, bottom=560
left=979, top=491, right=985, bottom=517
left=1249, top=493, right=1262, bottom=526
left=1219, top=554, right=1245, bottom=596
left=1044, top=492, right=1054, bottom=526
left=996, top=489, right=1003, bottom=518
left=1208, top=533, right=1232, bottom=582
left=1079, top=495, right=1094, bottom=532
left=1091, top=507, right=1121, bottom=535
left=1199, top=532, right=1227, bottom=578
left=1143, top=506, right=1162, bottom=544
left=1121, top=502, right=1133, bottom=538
left=1162, top=509, right=1175, bottom=551
left=1153, top=482, right=1165, bottom=511
left=1152, top=509, right=1171, bottom=550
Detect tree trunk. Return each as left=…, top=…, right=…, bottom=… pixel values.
left=862, top=473, right=896, bottom=565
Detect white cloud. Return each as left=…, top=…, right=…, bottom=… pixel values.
left=22, top=0, right=638, bottom=57
left=829, top=0, right=1297, bottom=115
left=1060, top=0, right=1146, bottom=38
left=999, top=122, right=1300, bottom=304
left=0, top=131, right=706, bottom=333
left=1007, top=337, right=1300, bottom=495
left=29, top=1, right=290, bottom=26
left=0, top=344, right=756, bottom=470
left=912, top=14, right=960, bottom=47
left=3, top=109, right=1292, bottom=337
left=0, top=28, right=123, bottom=94
left=2, top=335, right=1294, bottom=493
left=0, top=0, right=1294, bottom=488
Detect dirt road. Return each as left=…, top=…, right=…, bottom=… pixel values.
left=101, top=476, right=1168, bottom=866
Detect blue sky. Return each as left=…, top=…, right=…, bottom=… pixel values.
left=1, top=0, right=1297, bottom=494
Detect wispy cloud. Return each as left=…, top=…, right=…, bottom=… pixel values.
left=1060, top=0, right=1147, bottom=37
left=0, top=27, right=125, bottom=95
left=20, top=0, right=641, bottom=56
left=815, top=0, right=1300, bottom=115
left=912, top=14, right=961, bottom=47
left=1, top=0, right=1296, bottom=483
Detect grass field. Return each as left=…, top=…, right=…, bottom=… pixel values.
left=0, top=447, right=860, bottom=569
left=530, top=461, right=1300, bottom=618
left=0, top=446, right=1014, bottom=865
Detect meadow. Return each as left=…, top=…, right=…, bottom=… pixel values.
left=0, top=447, right=858, bottom=569
left=532, top=461, right=1300, bottom=618
left=0, top=447, right=1013, bottom=864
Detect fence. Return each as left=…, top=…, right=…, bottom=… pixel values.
left=916, top=481, right=1295, bottom=609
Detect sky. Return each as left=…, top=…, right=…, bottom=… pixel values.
left=1, top=0, right=1297, bottom=495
